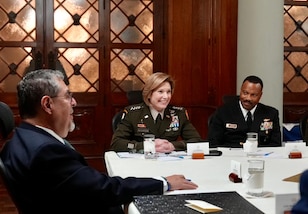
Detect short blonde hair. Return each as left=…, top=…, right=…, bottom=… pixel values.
left=142, top=72, right=175, bottom=106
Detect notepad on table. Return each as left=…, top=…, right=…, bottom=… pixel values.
left=185, top=200, right=222, bottom=213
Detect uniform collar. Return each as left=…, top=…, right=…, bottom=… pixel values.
left=239, top=100, right=257, bottom=117
left=149, top=106, right=164, bottom=120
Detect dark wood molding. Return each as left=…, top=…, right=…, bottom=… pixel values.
left=283, top=92, right=308, bottom=123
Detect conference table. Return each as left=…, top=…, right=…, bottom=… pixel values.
left=104, top=146, right=308, bottom=214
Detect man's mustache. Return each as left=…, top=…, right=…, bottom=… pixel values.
left=243, top=100, right=252, bottom=105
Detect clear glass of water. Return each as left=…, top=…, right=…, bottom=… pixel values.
left=143, top=134, right=156, bottom=159
left=247, top=159, right=264, bottom=196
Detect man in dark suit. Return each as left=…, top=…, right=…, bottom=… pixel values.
left=0, top=69, right=198, bottom=214
left=208, top=75, right=281, bottom=148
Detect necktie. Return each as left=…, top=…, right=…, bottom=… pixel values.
left=156, top=114, right=162, bottom=129
left=246, top=111, right=252, bottom=130
left=156, top=114, right=162, bottom=123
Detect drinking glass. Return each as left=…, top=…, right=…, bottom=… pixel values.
left=143, top=134, right=156, bottom=159
left=244, top=132, right=258, bottom=153
left=247, top=159, right=264, bottom=196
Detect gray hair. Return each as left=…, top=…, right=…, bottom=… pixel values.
left=17, top=69, right=65, bottom=118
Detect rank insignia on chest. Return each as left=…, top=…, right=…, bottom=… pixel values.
left=170, top=115, right=179, bottom=128
left=260, top=120, right=273, bottom=131
left=137, top=128, right=149, bottom=134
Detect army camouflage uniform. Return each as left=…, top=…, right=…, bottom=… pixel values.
left=110, top=103, right=202, bottom=152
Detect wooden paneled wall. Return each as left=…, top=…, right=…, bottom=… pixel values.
left=167, top=0, right=238, bottom=139
left=0, top=0, right=239, bottom=172
left=283, top=92, right=308, bottom=123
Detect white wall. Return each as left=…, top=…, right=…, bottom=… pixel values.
left=237, top=0, right=284, bottom=125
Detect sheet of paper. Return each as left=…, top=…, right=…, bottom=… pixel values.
left=157, top=156, right=183, bottom=161
left=231, top=160, right=241, bottom=177
left=117, top=151, right=187, bottom=160
left=168, top=151, right=187, bottom=157
left=187, top=142, right=209, bottom=155
left=185, top=200, right=222, bottom=213
left=276, top=193, right=300, bottom=214
left=116, top=152, right=143, bottom=158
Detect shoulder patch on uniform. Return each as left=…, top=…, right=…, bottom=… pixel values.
left=121, top=111, right=126, bottom=119
left=171, top=106, right=184, bottom=111
left=185, top=110, right=189, bottom=120
left=126, top=104, right=144, bottom=112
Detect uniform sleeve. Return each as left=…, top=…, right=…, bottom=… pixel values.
left=270, top=109, right=282, bottom=146
left=110, top=109, right=143, bottom=152
left=207, top=109, right=225, bottom=148
left=32, top=143, right=163, bottom=208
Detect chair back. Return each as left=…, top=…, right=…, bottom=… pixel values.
left=300, top=113, right=308, bottom=143
left=112, top=111, right=123, bottom=133
left=111, top=90, right=143, bottom=133
left=0, top=156, right=22, bottom=213
left=0, top=101, right=15, bottom=139
left=0, top=102, right=22, bottom=213
left=0, top=156, right=12, bottom=194
left=126, top=90, right=143, bottom=105
left=208, top=113, right=215, bottom=127
left=222, top=95, right=239, bottom=104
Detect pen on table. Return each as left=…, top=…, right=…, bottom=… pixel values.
left=264, top=152, right=273, bottom=156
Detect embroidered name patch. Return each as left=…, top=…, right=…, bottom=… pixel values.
left=226, top=123, right=237, bottom=129
left=137, top=123, right=146, bottom=128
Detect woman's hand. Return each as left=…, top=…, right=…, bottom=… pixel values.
left=155, top=139, right=175, bottom=153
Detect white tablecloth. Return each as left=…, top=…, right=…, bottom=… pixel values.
left=104, top=147, right=308, bottom=214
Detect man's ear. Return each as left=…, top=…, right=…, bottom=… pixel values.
left=41, top=96, right=52, bottom=114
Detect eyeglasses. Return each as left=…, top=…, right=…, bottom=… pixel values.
left=51, top=91, right=74, bottom=102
